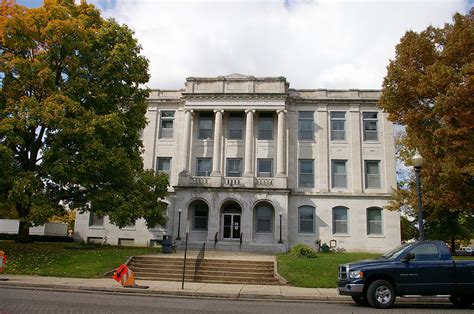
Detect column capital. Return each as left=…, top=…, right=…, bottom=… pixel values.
left=245, top=109, right=255, bottom=114
left=213, top=109, right=224, bottom=114
left=276, top=109, right=288, bottom=115
left=184, top=109, right=194, bottom=115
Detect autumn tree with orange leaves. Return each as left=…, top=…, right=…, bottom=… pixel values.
left=380, top=9, right=474, bottom=248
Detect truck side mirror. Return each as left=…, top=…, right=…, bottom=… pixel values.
left=402, top=252, right=415, bottom=262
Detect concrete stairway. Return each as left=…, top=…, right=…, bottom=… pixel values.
left=129, top=256, right=280, bottom=285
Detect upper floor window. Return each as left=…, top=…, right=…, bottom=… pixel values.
left=331, top=111, right=346, bottom=141
left=367, top=207, right=382, bottom=235
left=331, top=160, right=347, bottom=188
left=159, top=111, right=175, bottom=138
left=226, top=158, right=242, bottom=177
left=333, top=206, right=348, bottom=234
left=363, top=112, right=378, bottom=141
left=156, top=157, right=171, bottom=178
left=196, top=158, right=212, bottom=176
left=298, top=111, right=314, bottom=140
left=299, top=159, right=314, bottom=188
left=228, top=113, right=244, bottom=140
left=198, top=112, right=213, bottom=140
left=258, top=112, right=274, bottom=140
left=89, top=213, right=104, bottom=227
left=299, top=206, right=315, bottom=233
left=365, top=160, right=381, bottom=188
left=257, top=159, right=273, bottom=177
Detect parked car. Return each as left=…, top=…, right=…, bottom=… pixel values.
left=455, top=246, right=474, bottom=256
left=337, top=240, right=474, bottom=308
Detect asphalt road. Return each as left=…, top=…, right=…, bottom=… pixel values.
left=0, top=287, right=472, bottom=313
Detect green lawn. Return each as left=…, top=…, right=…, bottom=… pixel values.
left=277, top=252, right=380, bottom=288
left=277, top=253, right=474, bottom=288
left=0, top=240, right=159, bottom=278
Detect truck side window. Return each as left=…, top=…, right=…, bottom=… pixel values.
left=409, top=244, right=440, bottom=261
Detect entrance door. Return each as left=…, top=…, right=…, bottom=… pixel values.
left=223, top=214, right=241, bottom=240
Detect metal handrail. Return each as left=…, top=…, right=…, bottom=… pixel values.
left=214, top=232, right=218, bottom=248
left=240, top=232, right=243, bottom=249
left=194, top=242, right=206, bottom=280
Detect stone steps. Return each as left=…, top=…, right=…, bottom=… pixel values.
left=129, top=256, right=280, bottom=285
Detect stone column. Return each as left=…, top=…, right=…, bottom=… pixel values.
left=181, top=109, right=193, bottom=174
left=276, top=109, right=287, bottom=176
left=244, top=110, right=255, bottom=176
left=211, top=109, right=224, bottom=176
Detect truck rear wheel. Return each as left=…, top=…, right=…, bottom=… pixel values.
left=449, top=295, right=473, bottom=308
left=366, top=279, right=396, bottom=309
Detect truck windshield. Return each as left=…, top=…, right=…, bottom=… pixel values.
left=380, top=243, right=411, bottom=260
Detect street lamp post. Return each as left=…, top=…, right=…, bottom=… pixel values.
left=278, top=212, right=283, bottom=243
left=411, top=150, right=424, bottom=241
left=176, top=209, right=182, bottom=240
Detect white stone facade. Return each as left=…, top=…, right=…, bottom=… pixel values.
left=74, top=74, right=400, bottom=253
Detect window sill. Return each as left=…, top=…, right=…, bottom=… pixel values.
left=298, top=139, right=316, bottom=143
left=298, top=233, right=316, bottom=236
left=332, top=234, right=351, bottom=237
left=88, top=226, right=105, bottom=230
left=367, top=234, right=385, bottom=238
left=158, top=137, right=174, bottom=142
left=197, top=139, right=214, bottom=142
left=120, top=228, right=136, bottom=231
left=330, top=140, right=348, bottom=144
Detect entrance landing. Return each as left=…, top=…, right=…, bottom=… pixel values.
left=154, top=250, right=275, bottom=262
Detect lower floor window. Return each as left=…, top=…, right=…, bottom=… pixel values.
left=367, top=207, right=382, bottom=235
left=193, top=204, right=209, bottom=230
left=255, top=204, right=273, bottom=233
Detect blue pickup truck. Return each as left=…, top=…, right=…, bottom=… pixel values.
left=338, top=240, right=474, bottom=308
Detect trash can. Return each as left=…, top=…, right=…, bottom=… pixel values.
left=162, top=235, right=172, bottom=254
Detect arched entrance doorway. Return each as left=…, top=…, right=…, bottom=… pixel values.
left=220, top=200, right=242, bottom=241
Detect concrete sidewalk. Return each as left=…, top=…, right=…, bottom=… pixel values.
left=0, top=275, right=344, bottom=302
left=0, top=274, right=450, bottom=305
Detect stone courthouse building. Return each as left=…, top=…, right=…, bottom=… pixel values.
left=74, top=74, right=401, bottom=253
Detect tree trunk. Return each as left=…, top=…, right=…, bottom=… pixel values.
left=17, top=220, right=31, bottom=243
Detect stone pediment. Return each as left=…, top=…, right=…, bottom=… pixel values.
left=224, top=73, right=252, bottom=79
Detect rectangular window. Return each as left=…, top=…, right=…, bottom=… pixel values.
left=156, top=157, right=171, bottom=177
left=299, top=159, right=314, bottom=188
left=193, top=205, right=208, bottom=230
left=332, top=160, right=347, bottom=188
left=118, top=238, right=134, bottom=246
left=88, top=213, right=104, bottom=227
left=363, top=112, right=378, bottom=141
left=256, top=206, right=272, bottom=233
left=299, top=206, right=315, bottom=233
left=365, top=160, right=381, bottom=188
left=333, top=207, right=348, bottom=234
left=258, top=112, right=274, bottom=140
left=367, top=208, right=382, bottom=235
left=228, top=113, right=243, bottom=140
left=198, top=112, right=213, bottom=140
left=159, top=111, right=175, bottom=138
left=331, top=112, right=346, bottom=141
left=196, top=158, right=212, bottom=176
left=226, top=158, right=242, bottom=177
left=298, top=111, right=314, bottom=140
left=257, top=159, right=273, bottom=177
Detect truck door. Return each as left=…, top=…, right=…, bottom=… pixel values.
left=396, top=243, right=455, bottom=295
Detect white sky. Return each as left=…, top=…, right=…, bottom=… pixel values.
left=92, top=0, right=469, bottom=90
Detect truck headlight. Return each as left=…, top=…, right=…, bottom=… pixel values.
left=349, top=270, right=364, bottom=279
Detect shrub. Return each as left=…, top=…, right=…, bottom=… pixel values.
left=288, top=243, right=318, bottom=258
left=321, top=243, right=330, bottom=253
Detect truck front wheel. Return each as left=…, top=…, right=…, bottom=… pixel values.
left=366, top=279, right=396, bottom=309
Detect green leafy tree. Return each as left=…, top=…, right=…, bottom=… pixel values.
left=380, top=9, right=474, bottom=243
left=0, top=0, right=168, bottom=242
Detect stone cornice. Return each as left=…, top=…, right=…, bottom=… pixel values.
left=181, top=93, right=289, bottom=100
